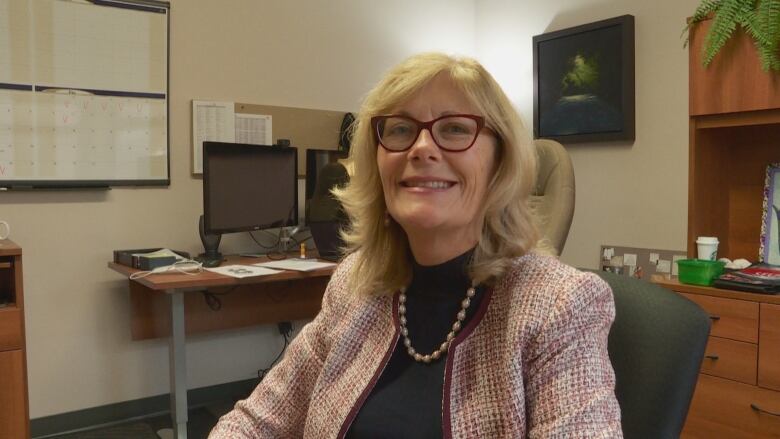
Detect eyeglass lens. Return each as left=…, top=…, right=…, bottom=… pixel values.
left=378, top=116, right=480, bottom=151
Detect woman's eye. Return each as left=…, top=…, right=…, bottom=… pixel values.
left=439, top=122, right=472, bottom=135
left=386, top=123, right=413, bottom=137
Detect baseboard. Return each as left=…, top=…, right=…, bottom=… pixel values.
left=30, top=378, right=258, bottom=438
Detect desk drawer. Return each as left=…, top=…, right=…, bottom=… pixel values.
left=701, top=336, right=757, bottom=385
left=683, top=374, right=780, bottom=439
left=0, top=307, right=22, bottom=351
left=681, top=293, right=758, bottom=342
left=759, top=303, right=780, bottom=391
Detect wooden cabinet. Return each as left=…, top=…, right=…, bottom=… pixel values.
left=655, top=279, right=780, bottom=438
left=759, top=304, right=780, bottom=392
left=689, top=17, right=780, bottom=116
left=0, top=241, right=29, bottom=438
left=687, top=17, right=780, bottom=261
left=684, top=374, right=780, bottom=439
left=674, top=16, right=780, bottom=438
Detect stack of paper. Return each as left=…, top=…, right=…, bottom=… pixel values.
left=254, top=259, right=336, bottom=272
left=206, top=265, right=282, bottom=279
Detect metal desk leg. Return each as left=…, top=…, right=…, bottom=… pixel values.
left=169, top=290, right=188, bottom=439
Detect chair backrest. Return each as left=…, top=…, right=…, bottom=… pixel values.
left=592, top=270, right=711, bottom=439
left=531, top=139, right=575, bottom=256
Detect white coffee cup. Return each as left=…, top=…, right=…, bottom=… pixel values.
left=0, top=221, right=9, bottom=240
left=696, top=236, right=719, bottom=260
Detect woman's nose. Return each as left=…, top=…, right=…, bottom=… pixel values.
left=407, top=128, right=440, bottom=161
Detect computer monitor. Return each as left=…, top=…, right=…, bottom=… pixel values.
left=305, top=148, right=348, bottom=224
left=203, top=141, right=298, bottom=235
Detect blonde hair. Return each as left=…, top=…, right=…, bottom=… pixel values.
left=335, top=52, right=539, bottom=296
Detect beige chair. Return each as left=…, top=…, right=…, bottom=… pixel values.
left=530, top=139, right=575, bottom=256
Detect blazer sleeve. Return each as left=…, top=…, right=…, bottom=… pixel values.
left=208, top=258, right=351, bottom=438
left=524, top=272, right=623, bottom=438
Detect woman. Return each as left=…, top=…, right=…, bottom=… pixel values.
left=210, top=53, right=622, bottom=438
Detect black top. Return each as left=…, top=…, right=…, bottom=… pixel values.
left=345, top=249, right=486, bottom=438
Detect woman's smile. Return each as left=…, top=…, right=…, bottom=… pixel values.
left=399, top=176, right=457, bottom=191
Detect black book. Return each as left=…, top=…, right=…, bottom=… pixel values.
left=713, top=272, right=780, bottom=294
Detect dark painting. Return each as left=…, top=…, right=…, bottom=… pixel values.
left=533, top=15, right=634, bottom=143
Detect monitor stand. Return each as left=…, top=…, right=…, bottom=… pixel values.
left=197, top=215, right=223, bottom=268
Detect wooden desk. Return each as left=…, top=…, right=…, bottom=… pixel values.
left=109, top=255, right=335, bottom=439
left=652, top=277, right=780, bottom=438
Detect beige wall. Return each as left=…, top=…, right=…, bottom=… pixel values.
left=3, top=0, right=701, bottom=419
left=476, top=0, right=700, bottom=268
left=2, top=0, right=476, bottom=418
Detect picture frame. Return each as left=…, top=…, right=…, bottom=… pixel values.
left=532, top=15, right=635, bottom=143
left=760, top=163, right=780, bottom=266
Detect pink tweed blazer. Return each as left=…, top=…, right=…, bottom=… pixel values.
left=210, top=252, right=623, bottom=438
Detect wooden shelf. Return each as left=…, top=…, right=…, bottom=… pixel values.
left=0, top=241, right=21, bottom=257
left=693, top=108, right=780, bottom=129
left=688, top=124, right=780, bottom=260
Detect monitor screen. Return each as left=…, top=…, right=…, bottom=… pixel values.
left=204, top=142, right=298, bottom=234
left=305, top=148, right=348, bottom=224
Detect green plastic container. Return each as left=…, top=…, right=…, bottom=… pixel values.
left=676, top=259, right=725, bottom=286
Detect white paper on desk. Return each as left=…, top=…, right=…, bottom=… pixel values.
left=192, top=100, right=235, bottom=174
left=235, top=113, right=272, bottom=145
left=254, top=259, right=336, bottom=272
left=206, top=265, right=282, bottom=278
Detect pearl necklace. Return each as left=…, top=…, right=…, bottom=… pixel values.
left=398, top=285, right=477, bottom=363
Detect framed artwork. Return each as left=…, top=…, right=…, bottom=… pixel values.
left=760, top=163, right=780, bottom=266
left=533, top=15, right=635, bottom=143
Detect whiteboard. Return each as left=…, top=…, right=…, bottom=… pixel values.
left=0, top=0, right=169, bottom=188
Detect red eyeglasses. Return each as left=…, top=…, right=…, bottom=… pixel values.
left=371, top=114, right=496, bottom=152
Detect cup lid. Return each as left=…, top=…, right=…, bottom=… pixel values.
left=696, top=236, right=719, bottom=244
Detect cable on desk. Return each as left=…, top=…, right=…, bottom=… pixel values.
left=289, top=232, right=312, bottom=246
left=201, top=286, right=238, bottom=311
left=203, top=291, right=222, bottom=311
left=258, top=322, right=293, bottom=381
left=265, top=251, right=288, bottom=260
left=249, top=229, right=280, bottom=249
left=248, top=230, right=289, bottom=259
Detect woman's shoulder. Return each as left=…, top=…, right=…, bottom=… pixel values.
left=331, top=251, right=359, bottom=282
left=323, top=252, right=359, bottom=299
left=323, top=251, right=384, bottom=307
left=491, top=252, right=614, bottom=345
left=504, top=251, right=591, bottom=286
left=496, top=252, right=611, bottom=312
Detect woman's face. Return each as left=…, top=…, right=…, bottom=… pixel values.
left=377, top=74, right=498, bottom=245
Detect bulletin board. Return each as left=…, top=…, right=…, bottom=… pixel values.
left=599, top=244, right=687, bottom=279
left=0, top=0, right=169, bottom=188
left=234, top=103, right=348, bottom=176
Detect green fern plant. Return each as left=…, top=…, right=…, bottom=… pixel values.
left=684, top=0, right=780, bottom=71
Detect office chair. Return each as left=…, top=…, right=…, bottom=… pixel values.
left=531, top=139, right=575, bottom=256
left=592, top=270, right=711, bottom=439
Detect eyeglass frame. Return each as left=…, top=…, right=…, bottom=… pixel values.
left=370, top=114, right=497, bottom=152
